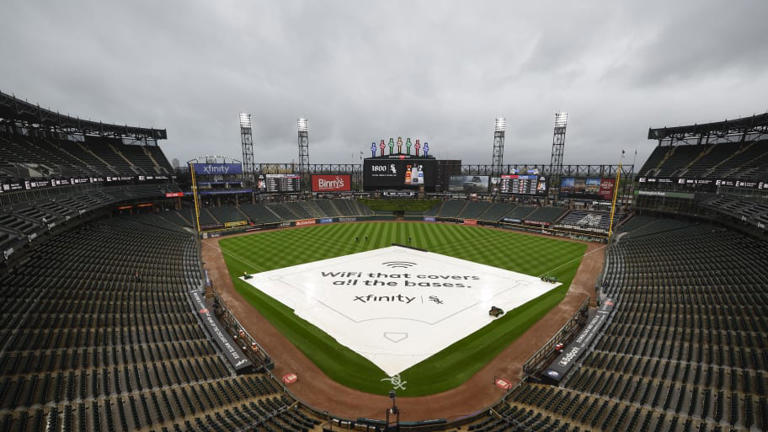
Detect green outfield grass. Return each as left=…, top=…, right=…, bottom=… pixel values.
left=219, top=222, right=587, bottom=396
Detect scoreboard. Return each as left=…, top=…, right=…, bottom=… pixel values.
left=363, top=156, right=437, bottom=191
left=263, top=173, right=301, bottom=193
left=500, top=174, right=547, bottom=195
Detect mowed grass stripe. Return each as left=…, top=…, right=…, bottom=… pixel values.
left=220, top=222, right=587, bottom=396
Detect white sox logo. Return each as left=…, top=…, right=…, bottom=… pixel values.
left=381, top=374, right=407, bottom=390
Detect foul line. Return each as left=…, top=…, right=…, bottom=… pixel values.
left=203, top=241, right=268, bottom=273
left=536, top=244, right=606, bottom=279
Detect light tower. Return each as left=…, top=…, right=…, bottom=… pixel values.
left=490, top=117, right=506, bottom=193
left=548, top=112, right=568, bottom=202
left=239, top=113, right=254, bottom=184
left=297, top=118, right=309, bottom=192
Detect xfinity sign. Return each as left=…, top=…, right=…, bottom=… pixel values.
left=194, top=163, right=243, bottom=176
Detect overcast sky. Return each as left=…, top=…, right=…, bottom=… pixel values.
left=2, top=0, right=767, bottom=169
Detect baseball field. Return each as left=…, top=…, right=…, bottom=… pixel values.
left=219, top=222, right=587, bottom=396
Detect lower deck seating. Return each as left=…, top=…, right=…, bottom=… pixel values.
left=464, top=217, right=768, bottom=432
left=0, top=217, right=321, bottom=431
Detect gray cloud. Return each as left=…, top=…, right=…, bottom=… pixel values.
left=2, top=0, right=767, bottom=171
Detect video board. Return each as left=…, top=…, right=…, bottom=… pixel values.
left=560, top=177, right=615, bottom=200
left=363, top=157, right=436, bottom=190
left=500, top=174, right=547, bottom=195
left=449, top=175, right=489, bottom=193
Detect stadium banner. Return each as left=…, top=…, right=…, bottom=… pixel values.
left=463, top=219, right=478, bottom=225
left=423, top=216, right=437, bottom=222
left=189, top=290, right=253, bottom=372
left=193, top=163, right=243, bottom=175
left=363, top=156, right=437, bottom=190
left=502, top=217, right=522, bottom=223
left=598, top=178, right=615, bottom=200
left=319, top=218, right=334, bottom=224
left=312, top=174, right=351, bottom=192
left=338, top=217, right=357, bottom=223
left=544, top=299, right=615, bottom=382
left=165, top=192, right=184, bottom=198
left=295, top=219, right=316, bottom=226
left=637, top=190, right=695, bottom=199
left=224, top=220, right=247, bottom=228
left=448, top=175, right=489, bottom=193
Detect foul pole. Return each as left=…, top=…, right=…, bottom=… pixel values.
left=189, top=162, right=202, bottom=235
left=607, top=163, right=622, bottom=238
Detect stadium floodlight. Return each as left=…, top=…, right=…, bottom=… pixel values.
left=555, top=112, right=568, bottom=128
left=494, top=117, right=506, bottom=132
left=239, top=112, right=251, bottom=128
left=297, top=118, right=308, bottom=132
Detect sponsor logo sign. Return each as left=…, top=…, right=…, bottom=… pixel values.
left=295, top=219, right=316, bottom=226
left=312, top=174, right=351, bottom=192
left=190, top=290, right=252, bottom=371
left=193, top=163, right=243, bottom=175
left=224, top=220, right=247, bottom=228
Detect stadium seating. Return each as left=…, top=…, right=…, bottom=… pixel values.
left=639, top=139, right=768, bottom=181
left=703, top=195, right=768, bottom=231
left=0, top=133, right=172, bottom=180
left=464, top=216, right=768, bottom=431
left=556, top=210, right=614, bottom=233
left=457, top=201, right=492, bottom=219
left=478, top=202, right=517, bottom=222
left=0, top=216, right=322, bottom=431
left=503, top=205, right=535, bottom=221
left=238, top=203, right=282, bottom=225
left=524, top=207, right=567, bottom=224
left=436, top=200, right=468, bottom=218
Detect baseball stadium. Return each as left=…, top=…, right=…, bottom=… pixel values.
left=2, top=2, right=768, bottom=432
left=2, top=87, right=768, bottom=431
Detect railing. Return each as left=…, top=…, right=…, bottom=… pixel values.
left=212, top=291, right=275, bottom=371
left=522, top=296, right=590, bottom=376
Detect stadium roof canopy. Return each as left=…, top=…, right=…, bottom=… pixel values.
left=648, top=113, right=768, bottom=145
left=0, top=90, right=167, bottom=140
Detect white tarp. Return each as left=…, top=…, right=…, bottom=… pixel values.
left=241, top=246, right=559, bottom=376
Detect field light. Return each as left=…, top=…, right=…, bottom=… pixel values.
left=495, top=117, right=506, bottom=132
left=239, top=113, right=251, bottom=128
left=297, top=118, right=308, bottom=132
left=555, top=112, right=568, bottom=127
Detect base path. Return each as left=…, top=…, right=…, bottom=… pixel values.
left=202, top=222, right=605, bottom=421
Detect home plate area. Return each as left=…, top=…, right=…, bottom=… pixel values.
left=240, top=246, right=559, bottom=377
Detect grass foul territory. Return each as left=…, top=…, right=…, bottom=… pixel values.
left=220, top=222, right=586, bottom=396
